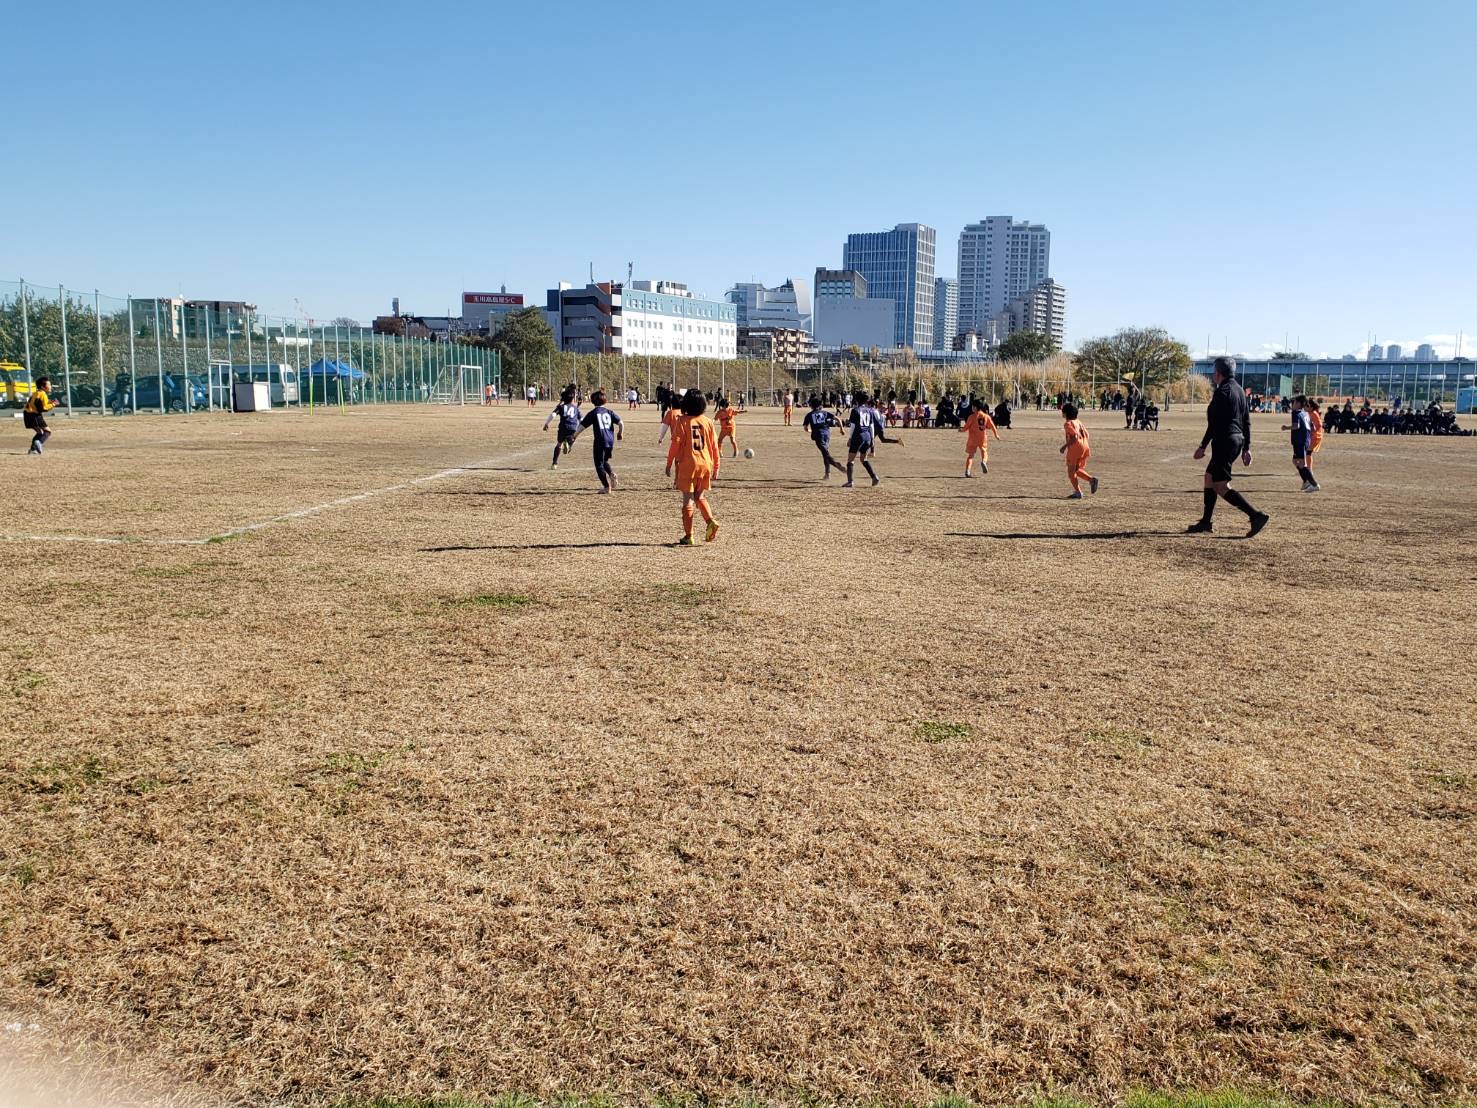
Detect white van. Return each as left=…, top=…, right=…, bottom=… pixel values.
left=207, top=362, right=300, bottom=407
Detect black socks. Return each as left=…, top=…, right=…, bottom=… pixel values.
left=1222, top=488, right=1257, bottom=517
left=1202, top=488, right=1217, bottom=522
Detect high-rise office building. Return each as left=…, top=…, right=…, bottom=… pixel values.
left=933, top=277, right=958, bottom=351
left=814, top=268, right=868, bottom=301
left=957, top=217, right=1051, bottom=336
left=993, top=279, right=1067, bottom=349
left=1385, top=343, right=1403, bottom=360
left=1416, top=343, right=1436, bottom=362
left=841, top=223, right=935, bottom=349
left=1367, top=344, right=1385, bottom=362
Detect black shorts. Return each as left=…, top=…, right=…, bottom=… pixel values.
left=1206, top=440, right=1243, bottom=483
left=557, top=428, right=578, bottom=445
left=848, top=436, right=873, bottom=456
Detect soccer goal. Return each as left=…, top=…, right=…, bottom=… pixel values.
left=431, top=364, right=498, bottom=405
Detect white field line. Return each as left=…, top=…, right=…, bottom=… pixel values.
left=0, top=442, right=550, bottom=547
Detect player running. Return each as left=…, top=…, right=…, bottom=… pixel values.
left=665, top=389, right=721, bottom=545
left=843, top=391, right=898, bottom=487
left=714, top=396, right=741, bottom=458
left=1059, top=402, right=1098, bottom=498
left=578, top=389, right=624, bottom=493
left=542, top=387, right=581, bottom=469
left=23, top=376, right=57, bottom=455
left=961, top=397, right=1001, bottom=477
left=801, top=396, right=846, bottom=480
left=1281, top=395, right=1320, bottom=492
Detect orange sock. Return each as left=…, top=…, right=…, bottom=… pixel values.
left=695, top=497, right=715, bottom=524
left=681, top=502, right=695, bottom=536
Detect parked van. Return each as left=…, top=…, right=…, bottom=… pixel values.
left=206, top=362, right=300, bottom=407
left=0, top=361, right=33, bottom=408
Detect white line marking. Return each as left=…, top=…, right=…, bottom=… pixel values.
left=0, top=442, right=551, bottom=547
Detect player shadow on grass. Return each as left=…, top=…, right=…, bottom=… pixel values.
left=421, top=541, right=669, bottom=552
left=948, top=529, right=1186, bottom=540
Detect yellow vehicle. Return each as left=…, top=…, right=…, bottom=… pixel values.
left=0, top=361, right=33, bottom=408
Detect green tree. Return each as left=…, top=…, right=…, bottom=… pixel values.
left=1271, top=351, right=1307, bottom=361
left=481, top=307, right=555, bottom=372
left=997, top=330, right=1058, bottom=363
left=1074, top=327, right=1191, bottom=392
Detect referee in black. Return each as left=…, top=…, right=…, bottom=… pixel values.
left=1188, top=356, right=1269, bottom=537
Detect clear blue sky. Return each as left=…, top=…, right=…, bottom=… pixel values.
left=8, top=0, right=1475, bottom=357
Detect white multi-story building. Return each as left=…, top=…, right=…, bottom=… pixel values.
left=993, top=279, right=1067, bottom=349
left=957, top=217, right=1051, bottom=336
left=545, top=280, right=736, bottom=359
left=1367, top=344, right=1385, bottom=362
left=727, top=278, right=812, bottom=332
left=933, top=277, right=958, bottom=351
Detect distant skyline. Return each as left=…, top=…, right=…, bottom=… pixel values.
left=5, top=0, right=1475, bottom=357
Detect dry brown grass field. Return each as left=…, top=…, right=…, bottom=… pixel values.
left=2, top=401, right=1474, bottom=1108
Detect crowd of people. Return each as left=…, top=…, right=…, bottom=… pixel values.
left=1322, top=399, right=1468, bottom=436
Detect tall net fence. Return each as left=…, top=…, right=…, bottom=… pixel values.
left=0, top=280, right=500, bottom=414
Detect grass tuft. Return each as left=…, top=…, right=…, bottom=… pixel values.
left=916, top=721, right=972, bottom=743
left=454, top=592, right=536, bottom=610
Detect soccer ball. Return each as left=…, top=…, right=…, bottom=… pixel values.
left=743, top=448, right=755, bottom=459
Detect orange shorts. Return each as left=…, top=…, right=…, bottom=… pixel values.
left=1311, top=434, right=1324, bottom=453
left=965, top=437, right=987, bottom=456
left=674, top=468, right=713, bottom=494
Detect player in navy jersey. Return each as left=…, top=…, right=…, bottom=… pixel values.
left=801, top=396, right=846, bottom=480
left=541, top=387, right=582, bottom=469
left=578, top=389, right=624, bottom=492
left=843, top=391, right=898, bottom=487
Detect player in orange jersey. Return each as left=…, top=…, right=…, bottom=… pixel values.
left=665, top=390, right=721, bottom=545
left=714, top=396, right=740, bottom=457
left=657, top=393, right=683, bottom=446
left=782, top=390, right=794, bottom=425
left=1059, top=402, right=1098, bottom=499
left=960, top=397, right=1001, bottom=477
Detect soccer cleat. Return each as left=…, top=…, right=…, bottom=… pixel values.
left=1068, top=490, right=1084, bottom=499
left=981, top=462, right=988, bottom=474
left=705, top=520, right=720, bottom=543
left=1247, top=512, right=1270, bottom=538
left=1306, top=483, right=1321, bottom=492
left=1186, top=519, right=1213, bottom=534
left=1089, top=476, right=1099, bottom=494
left=676, top=535, right=694, bottom=546
left=842, top=480, right=854, bottom=488
left=597, top=487, right=610, bottom=494
left=871, top=476, right=881, bottom=486
left=965, top=468, right=973, bottom=478
left=609, top=473, right=618, bottom=489
left=562, top=440, right=571, bottom=455
left=550, top=463, right=558, bottom=470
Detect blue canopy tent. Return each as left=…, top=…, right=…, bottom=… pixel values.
left=304, top=358, right=365, bottom=380
left=302, top=358, right=365, bottom=405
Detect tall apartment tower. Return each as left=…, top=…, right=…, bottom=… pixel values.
left=933, top=277, right=958, bottom=351
left=957, top=217, right=1051, bottom=335
left=841, top=223, right=936, bottom=349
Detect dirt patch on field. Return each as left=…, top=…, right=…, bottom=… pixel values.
left=2, top=405, right=1474, bottom=1105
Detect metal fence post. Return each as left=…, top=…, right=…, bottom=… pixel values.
left=94, top=290, right=103, bottom=411
left=153, top=300, right=166, bottom=413
left=126, top=296, right=137, bottom=413
left=59, top=285, right=72, bottom=414
left=181, top=304, right=190, bottom=413
left=19, top=279, right=33, bottom=391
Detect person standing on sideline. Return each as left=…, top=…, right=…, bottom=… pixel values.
left=1188, top=356, right=1269, bottom=537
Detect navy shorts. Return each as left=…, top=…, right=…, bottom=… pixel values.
left=848, top=435, right=873, bottom=456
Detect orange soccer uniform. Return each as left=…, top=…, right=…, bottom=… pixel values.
left=660, top=405, right=682, bottom=442
left=1309, top=407, right=1325, bottom=453
left=668, top=413, right=720, bottom=494
left=1063, top=418, right=1094, bottom=492
left=715, top=406, right=739, bottom=453
left=783, top=396, right=793, bottom=425
left=963, top=411, right=1000, bottom=458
